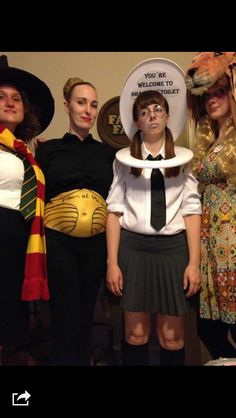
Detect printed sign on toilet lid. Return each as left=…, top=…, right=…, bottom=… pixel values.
left=118, top=58, right=191, bottom=168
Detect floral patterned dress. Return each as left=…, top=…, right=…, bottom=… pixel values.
left=198, top=143, right=236, bottom=324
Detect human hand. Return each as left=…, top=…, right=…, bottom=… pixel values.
left=106, top=264, right=123, bottom=296
left=183, top=264, right=201, bottom=298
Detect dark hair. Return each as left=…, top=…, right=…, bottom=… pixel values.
left=14, top=89, right=41, bottom=142
left=130, top=90, right=179, bottom=177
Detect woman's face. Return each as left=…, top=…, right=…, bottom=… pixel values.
left=136, top=103, right=169, bottom=137
left=204, top=86, right=231, bottom=122
left=64, top=84, right=98, bottom=134
left=0, top=85, right=24, bottom=132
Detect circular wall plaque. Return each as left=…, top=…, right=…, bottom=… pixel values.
left=97, top=96, right=129, bottom=149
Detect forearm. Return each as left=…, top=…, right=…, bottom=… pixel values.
left=184, top=214, right=201, bottom=265
left=106, top=212, right=121, bottom=266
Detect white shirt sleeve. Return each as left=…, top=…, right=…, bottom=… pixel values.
left=181, top=166, right=202, bottom=216
left=106, top=159, right=126, bottom=213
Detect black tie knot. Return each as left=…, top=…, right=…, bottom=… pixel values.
left=147, top=154, right=163, bottom=161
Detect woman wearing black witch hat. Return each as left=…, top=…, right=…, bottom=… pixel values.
left=0, top=55, right=54, bottom=365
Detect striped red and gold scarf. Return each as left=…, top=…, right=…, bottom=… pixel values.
left=0, top=124, right=49, bottom=301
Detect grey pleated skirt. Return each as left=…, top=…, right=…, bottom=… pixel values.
left=119, top=229, right=195, bottom=315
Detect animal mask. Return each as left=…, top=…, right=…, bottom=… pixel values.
left=185, top=52, right=236, bottom=98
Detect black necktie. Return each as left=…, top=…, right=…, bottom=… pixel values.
left=147, top=154, right=166, bottom=231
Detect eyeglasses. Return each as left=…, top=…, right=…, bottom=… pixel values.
left=139, top=104, right=166, bottom=119
left=203, top=87, right=229, bottom=101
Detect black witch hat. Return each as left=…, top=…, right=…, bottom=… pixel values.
left=0, top=55, right=54, bottom=134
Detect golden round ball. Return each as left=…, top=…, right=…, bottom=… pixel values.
left=44, top=189, right=107, bottom=237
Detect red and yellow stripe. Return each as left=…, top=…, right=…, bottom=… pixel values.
left=0, top=124, right=49, bottom=301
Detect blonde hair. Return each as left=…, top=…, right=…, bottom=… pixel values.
left=191, top=116, right=236, bottom=187
left=63, top=77, right=96, bottom=101
left=187, top=73, right=236, bottom=187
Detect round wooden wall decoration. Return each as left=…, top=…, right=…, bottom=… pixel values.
left=97, top=96, right=129, bottom=149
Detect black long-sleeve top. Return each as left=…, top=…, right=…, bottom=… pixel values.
left=35, top=133, right=116, bottom=204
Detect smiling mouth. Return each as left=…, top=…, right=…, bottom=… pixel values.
left=82, top=118, right=92, bottom=122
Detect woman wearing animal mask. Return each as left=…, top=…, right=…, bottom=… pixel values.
left=185, top=52, right=236, bottom=360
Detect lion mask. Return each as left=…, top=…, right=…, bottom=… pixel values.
left=185, top=52, right=236, bottom=97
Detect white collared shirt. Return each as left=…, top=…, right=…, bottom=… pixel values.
left=107, top=143, right=202, bottom=235
left=0, top=149, right=24, bottom=210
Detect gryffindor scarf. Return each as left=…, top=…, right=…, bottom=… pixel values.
left=0, top=124, right=49, bottom=301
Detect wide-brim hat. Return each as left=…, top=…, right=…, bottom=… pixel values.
left=0, top=55, right=54, bottom=134
left=117, top=58, right=192, bottom=169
